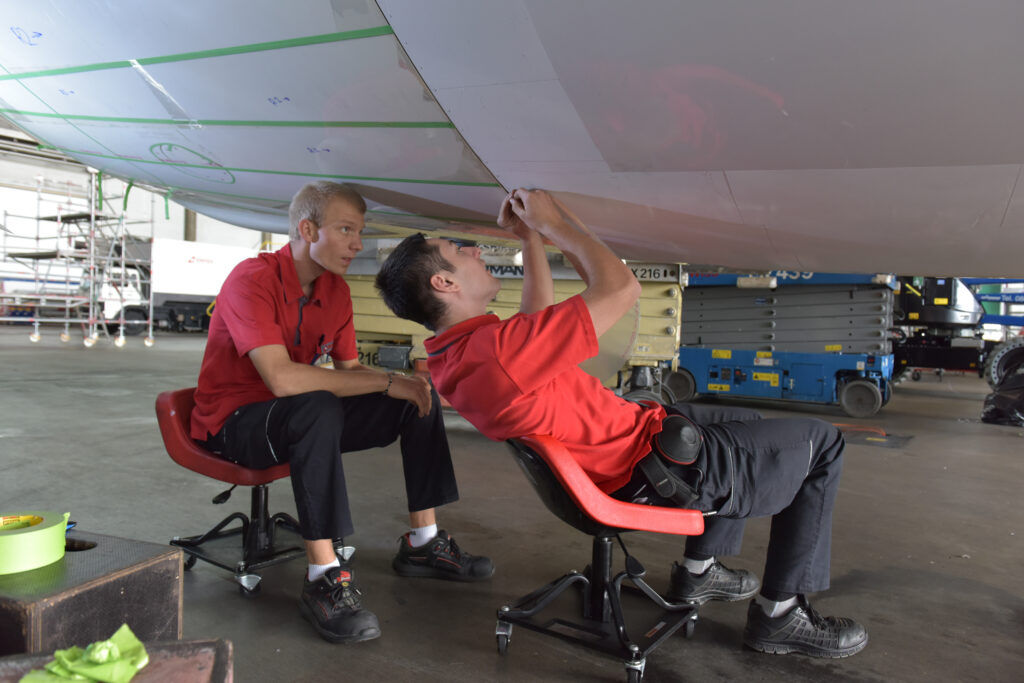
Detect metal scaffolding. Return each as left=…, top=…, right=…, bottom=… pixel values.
left=0, top=171, right=155, bottom=347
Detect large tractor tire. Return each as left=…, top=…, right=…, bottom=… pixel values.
left=983, top=338, right=1024, bottom=389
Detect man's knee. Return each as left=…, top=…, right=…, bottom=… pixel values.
left=797, top=417, right=844, bottom=470
left=287, top=390, right=344, bottom=434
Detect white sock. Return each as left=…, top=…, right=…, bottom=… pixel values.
left=408, top=524, right=438, bottom=548
left=755, top=594, right=798, bottom=617
left=682, top=556, right=715, bottom=575
left=307, top=557, right=340, bottom=582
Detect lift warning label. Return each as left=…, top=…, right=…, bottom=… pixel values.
left=753, top=372, right=779, bottom=386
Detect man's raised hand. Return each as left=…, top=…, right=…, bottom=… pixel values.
left=497, top=191, right=532, bottom=241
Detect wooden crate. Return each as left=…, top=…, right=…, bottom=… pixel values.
left=0, top=530, right=182, bottom=655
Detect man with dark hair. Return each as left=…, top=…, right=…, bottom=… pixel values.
left=191, top=181, right=492, bottom=645
left=375, top=189, right=867, bottom=658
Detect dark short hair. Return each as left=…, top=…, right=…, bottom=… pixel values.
left=375, top=234, right=453, bottom=331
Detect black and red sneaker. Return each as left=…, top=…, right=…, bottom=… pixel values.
left=299, top=564, right=381, bottom=643
left=392, top=530, right=494, bottom=581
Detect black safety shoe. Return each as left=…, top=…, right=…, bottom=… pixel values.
left=743, top=596, right=868, bottom=658
left=392, top=530, right=494, bottom=581
left=299, top=565, right=381, bottom=644
left=667, top=560, right=760, bottom=604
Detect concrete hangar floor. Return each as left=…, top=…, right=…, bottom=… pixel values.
left=2, top=326, right=1021, bottom=682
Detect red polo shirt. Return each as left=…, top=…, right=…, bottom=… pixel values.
left=425, top=295, right=665, bottom=493
left=190, top=243, right=357, bottom=440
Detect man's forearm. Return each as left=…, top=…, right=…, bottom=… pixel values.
left=519, top=231, right=554, bottom=314
left=517, top=192, right=640, bottom=336
left=534, top=213, right=634, bottom=301
left=250, top=345, right=390, bottom=398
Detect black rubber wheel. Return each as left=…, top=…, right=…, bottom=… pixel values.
left=880, top=383, right=892, bottom=407
left=496, top=633, right=509, bottom=655
left=183, top=554, right=197, bottom=570
left=106, top=307, right=148, bottom=336
left=684, top=617, right=696, bottom=639
left=623, top=389, right=663, bottom=405
left=839, top=379, right=883, bottom=418
left=626, top=668, right=642, bottom=683
left=666, top=369, right=697, bottom=402
left=911, top=370, right=922, bottom=382
left=983, top=338, right=1024, bottom=389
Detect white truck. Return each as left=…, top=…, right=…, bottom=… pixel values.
left=98, top=237, right=259, bottom=333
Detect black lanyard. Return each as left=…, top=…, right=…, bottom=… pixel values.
left=293, top=295, right=308, bottom=346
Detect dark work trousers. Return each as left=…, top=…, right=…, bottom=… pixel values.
left=203, top=389, right=459, bottom=541
left=615, top=403, right=844, bottom=596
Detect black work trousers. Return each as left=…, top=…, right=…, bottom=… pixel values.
left=204, top=389, right=459, bottom=541
left=616, top=403, right=845, bottom=596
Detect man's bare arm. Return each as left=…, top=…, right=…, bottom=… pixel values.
left=497, top=192, right=554, bottom=314
left=509, top=189, right=640, bottom=337
left=248, top=345, right=431, bottom=416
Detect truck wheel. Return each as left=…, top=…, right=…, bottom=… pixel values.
left=839, top=379, right=883, bottom=417
left=983, top=338, right=1024, bottom=389
left=666, top=370, right=697, bottom=403
left=108, top=307, right=147, bottom=336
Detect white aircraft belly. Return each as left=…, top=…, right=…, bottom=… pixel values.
left=0, top=0, right=1021, bottom=276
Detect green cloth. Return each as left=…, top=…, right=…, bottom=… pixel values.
left=19, top=624, right=149, bottom=683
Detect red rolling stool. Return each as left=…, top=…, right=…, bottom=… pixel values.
left=155, top=388, right=307, bottom=596
left=499, top=435, right=707, bottom=683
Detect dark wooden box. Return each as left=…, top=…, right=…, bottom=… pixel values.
left=0, top=530, right=182, bottom=655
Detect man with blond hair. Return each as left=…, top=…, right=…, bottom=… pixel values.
left=192, top=181, right=492, bottom=644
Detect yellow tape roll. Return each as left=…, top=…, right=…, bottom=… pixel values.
left=0, top=511, right=70, bottom=575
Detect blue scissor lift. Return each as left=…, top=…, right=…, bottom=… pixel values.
left=665, top=272, right=896, bottom=417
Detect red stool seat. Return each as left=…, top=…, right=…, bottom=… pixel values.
left=155, top=388, right=304, bottom=595
left=156, top=388, right=291, bottom=486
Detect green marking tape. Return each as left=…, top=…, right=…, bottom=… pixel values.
left=46, top=146, right=501, bottom=187
left=0, top=511, right=70, bottom=574
left=0, top=27, right=395, bottom=82
left=0, top=109, right=454, bottom=129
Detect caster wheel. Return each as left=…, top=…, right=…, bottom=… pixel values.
left=183, top=555, right=197, bottom=570
left=238, top=581, right=262, bottom=597
left=626, top=668, right=642, bottom=683
left=496, top=633, right=509, bottom=655
left=684, top=617, right=696, bottom=639
left=911, top=370, right=922, bottom=381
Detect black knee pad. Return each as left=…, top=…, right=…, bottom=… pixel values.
left=655, top=414, right=703, bottom=465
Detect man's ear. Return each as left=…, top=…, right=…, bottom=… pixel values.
left=298, top=218, right=318, bottom=243
left=429, top=271, right=458, bottom=294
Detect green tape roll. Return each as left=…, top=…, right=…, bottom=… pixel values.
left=0, top=511, right=70, bottom=575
